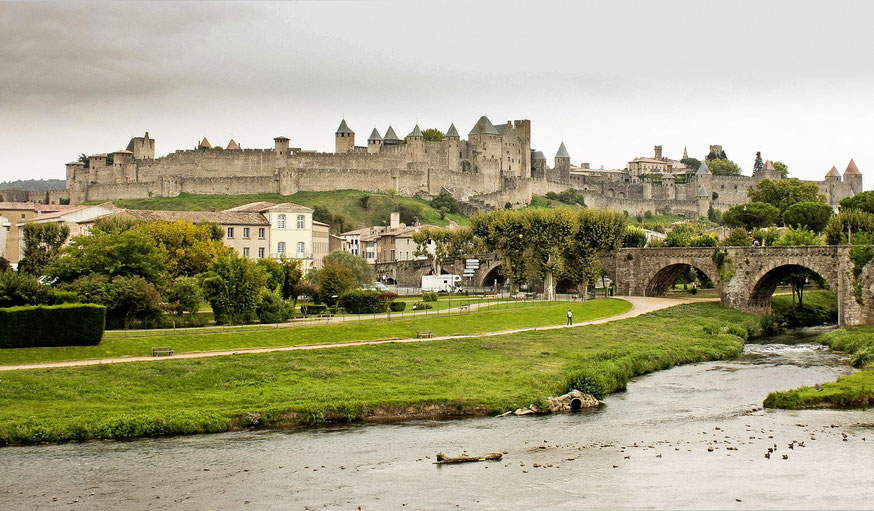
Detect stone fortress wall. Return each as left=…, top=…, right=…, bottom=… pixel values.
left=64, top=116, right=861, bottom=217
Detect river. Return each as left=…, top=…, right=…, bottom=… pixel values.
left=2, top=328, right=873, bottom=510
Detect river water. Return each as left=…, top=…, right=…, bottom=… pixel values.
left=2, top=328, right=873, bottom=510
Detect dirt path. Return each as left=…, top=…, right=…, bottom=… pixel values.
left=0, top=296, right=710, bottom=372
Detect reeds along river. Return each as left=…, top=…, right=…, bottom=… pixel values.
left=3, top=327, right=874, bottom=510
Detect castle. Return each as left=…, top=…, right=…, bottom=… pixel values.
left=64, top=116, right=862, bottom=217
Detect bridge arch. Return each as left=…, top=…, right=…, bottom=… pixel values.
left=480, top=262, right=506, bottom=288
left=645, top=262, right=718, bottom=296
left=747, top=261, right=835, bottom=310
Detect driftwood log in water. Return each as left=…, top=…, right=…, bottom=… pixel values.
left=435, top=452, right=503, bottom=464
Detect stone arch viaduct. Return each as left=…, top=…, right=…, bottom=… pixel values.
left=376, top=246, right=874, bottom=326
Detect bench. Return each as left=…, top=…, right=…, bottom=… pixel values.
left=152, top=346, right=174, bottom=357
left=416, top=330, right=433, bottom=338
left=458, top=304, right=470, bottom=312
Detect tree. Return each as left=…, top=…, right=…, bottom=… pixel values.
left=315, top=262, right=355, bottom=306
left=563, top=209, right=627, bottom=297
left=0, top=270, right=55, bottom=307
left=430, top=191, right=460, bottom=215
left=774, top=227, right=824, bottom=307
left=664, top=223, right=718, bottom=247
left=412, top=226, right=475, bottom=275
left=824, top=210, right=874, bottom=245
left=753, top=151, right=764, bottom=175
left=706, top=159, right=743, bottom=176
left=681, top=157, right=701, bottom=171
left=524, top=208, right=575, bottom=299
left=623, top=226, right=647, bottom=247
left=321, top=249, right=372, bottom=286
left=774, top=227, right=823, bottom=247
left=772, top=161, right=789, bottom=179
left=49, top=230, right=166, bottom=285
left=751, top=227, right=780, bottom=247
left=103, top=276, right=163, bottom=329
left=18, top=222, right=70, bottom=276
left=471, top=209, right=529, bottom=292
left=395, top=203, right=423, bottom=225
left=722, top=228, right=753, bottom=247
left=782, top=202, right=833, bottom=232
left=422, top=128, right=444, bottom=142
left=278, top=255, right=303, bottom=301
left=747, top=178, right=826, bottom=218
left=200, top=252, right=267, bottom=325
left=135, top=220, right=230, bottom=279
left=839, top=190, right=874, bottom=214
left=723, top=202, right=780, bottom=230
left=166, top=276, right=203, bottom=316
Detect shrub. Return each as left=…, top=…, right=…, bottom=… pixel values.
left=300, top=304, right=327, bottom=316
left=257, top=288, right=292, bottom=323
left=389, top=301, right=407, bottom=312
left=722, top=228, right=752, bottom=247
left=623, top=226, right=647, bottom=248
left=411, top=302, right=432, bottom=310
left=0, top=304, right=105, bottom=348
left=564, top=368, right=610, bottom=400
left=422, top=291, right=438, bottom=302
left=52, top=291, right=80, bottom=304
left=759, top=312, right=781, bottom=336
left=200, top=253, right=267, bottom=325
left=338, top=289, right=389, bottom=314
left=166, top=276, right=203, bottom=315
left=0, top=271, right=54, bottom=307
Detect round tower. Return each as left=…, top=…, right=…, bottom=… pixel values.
left=405, top=124, right=425, bottom=162
left=444, top=122, right=460, bottom=170
left=335, top=119, right=355, bottom=154
left=843, top=159, right=862, bottom=195
left=555, top=142, right=571, bottom=183
left=367, top=128, right=383, bottom=154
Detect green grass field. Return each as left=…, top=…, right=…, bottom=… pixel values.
left=0, top=299, right=631, bottom=366
left=764, top=326, right=874, bottom=409
left=0, top=303, right=754, bottom=444
left=102, top=190, right=469, bottom=230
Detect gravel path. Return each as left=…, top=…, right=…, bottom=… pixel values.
left=0, top=296, right=711, bottom=372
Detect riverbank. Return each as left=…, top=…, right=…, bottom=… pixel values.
left=0, top=303, right=756, bottom=445
left=764, top=326, right=874, bottom=409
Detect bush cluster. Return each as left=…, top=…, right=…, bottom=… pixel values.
left=338, top=290, right=396, bottom=314
left=421, top=291, right=438, bottom=302
left=0, top=304, right=105, bottom=348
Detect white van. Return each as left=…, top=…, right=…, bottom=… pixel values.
left=421, top=274, right=462, bottom=293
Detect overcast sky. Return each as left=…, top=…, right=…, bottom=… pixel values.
left=1, top=1, right=872, bottom=184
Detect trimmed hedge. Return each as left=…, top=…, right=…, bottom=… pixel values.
left=0, top=304, right=105, bottom=348
left=389, top=301, right=407, bottom=312
left=338, top=290, right=390, bottom=314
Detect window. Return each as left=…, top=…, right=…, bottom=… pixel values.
left=258, top=227, right=265, bottom=239
left=390, top=249, right=396, bottom=260
left=297, top=242, right=305, bottom=258
left=297, top=215, right=305, bottom=229
left=277, top=241, right=285, bottom=255
left=243, top=227, right=250, bottom=239
left=258, top=247, right=265, bottom=259
left=278, top=214, right=286, bottom=229
left=243, top=247, right=250, bottom=257
left=226, top=227, right=234, bottom=238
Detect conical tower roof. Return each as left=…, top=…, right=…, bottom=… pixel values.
left=383, top=126, right=401, bottom=142
left=826, top=166, right=841, bottom=178
left=468, top=115, right=499, bottom=136
left=845, top=158, right=861, bottom=175
left=695, top=160, right=711, bottom=176
left=367, top=128, right=382, bottom=141
left=682, top=146, right=688, bottom=159
left=697, top=185, right=709, bottom=198
left=555, top=142, right=570, bottom=159
left=445, top=123, right=459, bottom=138
left=407, top=124, right=423, bottom=138
left=199, top=137, right=211, bottom=148
left=764, top=160, right=776, bottom=171
left=226, top=139, right=241, bottom=150
left=532, top=150, right=546, bottom=160
left=336, top=119, right=354, bottom=135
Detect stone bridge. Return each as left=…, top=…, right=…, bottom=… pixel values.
left=375, top=246, right=874, bottom=326
left=602, top=246, right=874, bottom=327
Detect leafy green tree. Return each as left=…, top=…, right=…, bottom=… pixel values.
left=747, top=178, right=826, bottom=218
left=706, top=147, right=728, bottom=160
left=773, top=227, right=824, bottom=307
left=18, top=222, right=70, bottom=276
left=359, top=194, right=371, bottom=210
left=256, top=257, right=285, bottom=291
left=706, top=159, right=743, bottom=176
left=707, top=206, right=723, bottom=224
left=751, top=227, right=780, bottom=247
left=774, top=227, right=823, bottom=247
left=623, top=225, right=647, bottom=247
left=278, top=256, right=303, bottom=301
left=315, top=262, right=355, bottom=306
left=723, top=202, right=780, bottom=230
left=722, top=228, right=753, bottom=247
left=471, top=209, right=529, bottom=292
left=199, top=253, right=267, bottom=325
left=395, top=203, right=423, bottom=225
left=430, top=191, right=460, bottom=214
left=524, top=208, right=575, bottom=299
left=839, top=190, right=874, bottom=214
left=48, top=230, right=166, bottom=284
left=135, top=220, right=230, bottom=279
left=563, top=209, right=627, bottom=296
left=422, top=128, right=444, bottom=142
left=0, top=270, right=55, bottom=307
left=257, top=288, right=292, bottom=323
left=782, top=202, right=833, bottom=232
left=681, top=157, right=701, bottom=171
left=825, top=210, right=874, bottom=245
left=92, top=213, right=145, bottom=233
left=413, top=226, right=475, bottom=275
left=104, top=276, right=163, bottom=329
left=166, top=276, right=203, bottom=316
left=320, top=249, right=372, bottom=287
left=772, top=161, right=789, bottom=178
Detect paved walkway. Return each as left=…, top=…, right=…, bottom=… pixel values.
left=0, top=296, right=711, bottom=372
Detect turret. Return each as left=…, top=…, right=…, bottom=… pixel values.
left=383, top=126, right=402, bottom=146
left=654, top=145, right=663, bottom=160
left=112, top=150, right=134, bottom=166
left=199, top=137, right=211, bottom=149
left=88, top=154, right=107, bottom=169
left=226, top=139, right=241, bottom=150
left=444, top=122, right=459, bottom=141
left=65, top=161, right=84, bottom=184
left=697, top=185, right=710, bottom=217
left=531, top=150, right=547, bottom=179
left=843, top=159, right=862, bottom=194
left=468, top=115, right=502, bottom=162
left=825, top=166, right=841, bottom=182
left=555, top=142, right=571, bottom=183
left=444, top=123, right=460, bottom=170
left=367, top=128, right=383, bottom=154
left=406, top=124, right=425, bottom=162
left=335, top=119, right=355, bottom=154
left=274, top=136, right=290, bottom=156
left=761, top=160, right=782, bottom=180
left=126, top=132, right=155, bottom=160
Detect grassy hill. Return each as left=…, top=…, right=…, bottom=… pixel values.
left=105, top=190, right=469, bottom=232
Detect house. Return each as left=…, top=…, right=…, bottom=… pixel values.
left=14, top=203, right=118, bottom=263
left=0, top=202, right=80, bottom=264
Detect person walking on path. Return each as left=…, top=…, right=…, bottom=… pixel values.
left=567, top=309, right=573, bottom=326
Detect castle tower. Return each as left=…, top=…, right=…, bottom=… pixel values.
left=274, top=136, right=290, bottom=156
left=761, top=160, right=782, bottom=180
left=825, top=166, right=841, bottom=181
left=335, top=119, right=355, bottom=154
left=531, top=150, right=547, bottom=179
left=843, top=159, right=862, bottom=195
left=444, top=122, right=459, bottom=141
left=469, top=115, right=502, bottom=184
left=555, top=142, right=571, bottom=183
left=654, top=145, right=663, bottom=160
left=65, top=161, right=84, bottom=184
left=444, top=123, right=460, bottom=170
left=367, top=128, right=383, bottom=154
left=126, top=132, right=155, bottom=160
left=697, top=185, right=710, bottom=217
left=383, top=126, right=402, bottom=146
left=406, top=124, right=425, bottom=162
